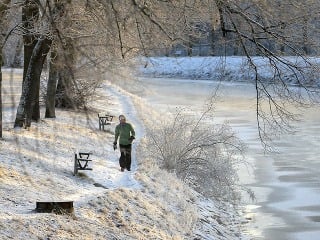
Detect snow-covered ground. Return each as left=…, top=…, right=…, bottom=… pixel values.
left=3, top=55, right=318, bottom=239
left=138, top=56, right=320, bottom=87
left=0, top=68, right=248, bottom=239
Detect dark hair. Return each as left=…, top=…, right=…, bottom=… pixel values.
left=119, top=115, right=126, bottom=120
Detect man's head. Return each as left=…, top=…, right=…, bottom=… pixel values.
left=119, top=114, right=126, bottom=123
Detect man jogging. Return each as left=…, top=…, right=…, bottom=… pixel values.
left=113, top=115, right=135, bottom=171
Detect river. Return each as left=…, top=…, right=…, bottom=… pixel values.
left=133, top=77, right=320, bottom=240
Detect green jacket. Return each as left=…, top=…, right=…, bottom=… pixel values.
left=114, top=122, right=135, bottom=145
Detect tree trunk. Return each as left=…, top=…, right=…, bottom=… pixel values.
left=32, top=38, right=52, bottom=121
left=45, top=50, right=58, bottom=118
left=302, top=16, right=310, bottom=55
left=55, top=38, right=76, bottom=109
left=55, top=72, right=74, bottom=108
left=11, top=37, right=23, bottom=68
left=14, top=38, right=52, bottom=128
left=0, top=0, right=10, bottom=137
left=14, top=1, right=52, bottom=128
left=0, top=52, right=2, bottom=138
left=14, top=0, right=37, bottom=127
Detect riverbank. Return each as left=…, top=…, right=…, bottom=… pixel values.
left=0, top=69, right=248, bottom=239
left=133, top=56, right=320, bottom=239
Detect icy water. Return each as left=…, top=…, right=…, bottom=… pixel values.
left=134, top=77, right=320, bottom=240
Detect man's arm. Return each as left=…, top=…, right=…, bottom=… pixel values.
left=114, top=125, right=119, bottom=143
left=130, top=124, right=135, bottom=137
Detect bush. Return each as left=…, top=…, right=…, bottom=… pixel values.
left=147, top=108, right=246, bottom=201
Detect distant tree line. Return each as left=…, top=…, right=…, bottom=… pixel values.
left=150, top=0, right=320, bottom=57
left=3, top=1, right=320, bottom=65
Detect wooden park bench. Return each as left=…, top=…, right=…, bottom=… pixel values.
left=98, top=113, right=114, bottom=130
left=73, top=152, right=93, bottom=176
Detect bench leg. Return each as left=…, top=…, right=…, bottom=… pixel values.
left=73, top=155, right=78, bottom=176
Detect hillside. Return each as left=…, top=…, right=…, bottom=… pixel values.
left=0, top=69, right=248, bottom=239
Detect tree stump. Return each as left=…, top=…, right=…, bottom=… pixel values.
left=35, top=201, right=74, bottom=214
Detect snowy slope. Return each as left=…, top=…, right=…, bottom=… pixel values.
left=0, top=68, right=248, bottom=239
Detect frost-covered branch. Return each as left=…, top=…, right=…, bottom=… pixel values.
left=147, top=107, right=246, bottom=201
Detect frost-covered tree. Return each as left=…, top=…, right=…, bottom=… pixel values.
left=12, top=0, right=210, bottom=125
left=14, top=0, right=54, bottom=127
left=206, top=0, right=320, bottom=148
left=0, top=0, right=11, bottom=138
left=3, top=0, right=320, bottom=146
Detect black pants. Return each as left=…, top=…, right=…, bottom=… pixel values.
left=119, top=144, right=132, bottom=170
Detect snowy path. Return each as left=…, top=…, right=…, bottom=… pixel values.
left=70, top=83, right=144, bottom=206
left=106, top=84, right=143, bottom=173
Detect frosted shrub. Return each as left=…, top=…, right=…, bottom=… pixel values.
left=148, top=109, right=246, bottom=201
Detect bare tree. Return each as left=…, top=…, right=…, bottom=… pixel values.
left=13, top=0, right=73, bottom=126
left=209, top=0, right=320, bottom=149
left=45, top=49, right=58, bottom=118
left=12, top=0, right=188, bottom=126
left=86, top=0, right=319, bottom=149
left=14, top=0, right=53, bottom=127
left=0, top=0, right=11, bottom=138
left=3, top=0, right=320, bottom=145
left=45, top=0, right=213, bottom=110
